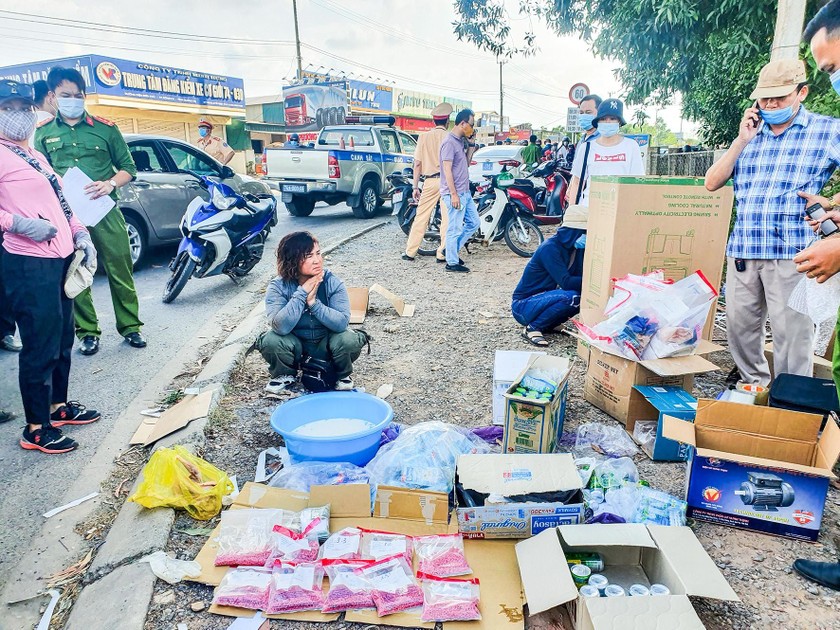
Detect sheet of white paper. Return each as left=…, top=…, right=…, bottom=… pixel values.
left=254, top=446, right=287, bottom=483
left=61, top=167, right=115, bottom=227
left=42, top=491, right=98, bottom=518
left=35, top=590, right=60, bottom=630
left=227, top=612, right=267, bottom=629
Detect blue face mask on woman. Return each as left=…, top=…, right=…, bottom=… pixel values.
left=597, top=122, right=620, bottom=137
left=760, top=106, right=795, bottom=125
left=579, top=113, right=595, bottom=131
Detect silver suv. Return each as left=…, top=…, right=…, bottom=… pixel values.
left=120, top=135, right=273, bottom=266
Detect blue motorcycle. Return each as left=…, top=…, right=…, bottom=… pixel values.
left=163, top=172, right=277, bottom=303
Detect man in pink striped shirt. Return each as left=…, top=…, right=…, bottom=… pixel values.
left=0, top=80, right=100, bottom=454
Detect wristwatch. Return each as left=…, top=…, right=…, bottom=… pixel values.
left=108, top=178, right=118, bottom=190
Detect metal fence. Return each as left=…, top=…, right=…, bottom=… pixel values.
left=648, top=150, right=716, bottom=177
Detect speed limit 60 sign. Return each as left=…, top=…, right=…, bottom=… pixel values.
left=569, top=83, right=590, bottom=105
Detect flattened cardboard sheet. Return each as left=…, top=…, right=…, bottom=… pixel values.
left=131, top=389, right=215, bottom=445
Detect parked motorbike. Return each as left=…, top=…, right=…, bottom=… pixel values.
left=387, top=167, right=414, bottom=221
left=163, top=171, right=277, bottom=304
left=511, top=158, right=570, bottom=217
left=400, top=172, right=545, bottom=258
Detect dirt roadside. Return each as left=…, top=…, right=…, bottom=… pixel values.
left=145, top=225, right=840, bottom=630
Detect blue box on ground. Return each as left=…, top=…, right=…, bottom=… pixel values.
left=662, top=399, right=840, bottom=541
left=627, top=385, right=697, bottom=461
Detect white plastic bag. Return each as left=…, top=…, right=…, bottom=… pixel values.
left=788, top=273, right=840, bottom=325
left=138, top=551, right=201, bottom=584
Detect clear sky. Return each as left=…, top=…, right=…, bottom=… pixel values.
left=0, top=0, right=694, bottom=135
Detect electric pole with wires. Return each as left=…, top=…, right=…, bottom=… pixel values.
left=292, top=0, right=304, bottom=80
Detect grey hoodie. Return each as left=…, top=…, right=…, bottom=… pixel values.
left=265, top=269, right=350, bottom=342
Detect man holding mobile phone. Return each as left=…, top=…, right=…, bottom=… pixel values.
left=705, top=58, right=840, bottom=385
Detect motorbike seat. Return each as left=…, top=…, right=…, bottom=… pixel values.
left=511, top=178, right=538, bottom=191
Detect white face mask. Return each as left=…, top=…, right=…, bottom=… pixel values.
left=0, top=109, right=37, bottom=141
left=57, top=97, right=85, bottom=119
left=597, top=122, right=620, bottom=137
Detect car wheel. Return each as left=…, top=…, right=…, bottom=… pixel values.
left=122, top=212, right=147, bottom=268
left=352, top=179, right=379, bottom=219
left=315, top=109, right=324, bottom=128
left=285, top=196, right=315, bottom=217
left=337, top=109, right=346, bottom=125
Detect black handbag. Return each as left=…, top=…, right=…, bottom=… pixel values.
left=300, top=356, right=338, bottom=393
left=769, top=373, right=840, bottom=429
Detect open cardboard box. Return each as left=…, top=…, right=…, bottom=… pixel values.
left=662, top=400, right=840, bottom=541
left=455, top=454, right=584, bottom=539
left=626, top=386, right=697, bottom=461
left=516, top=523, right=739, bottom=630
left=493, top=350, right=547, bottom=425
left=502, top=355, right=571, bottom=454
left=192, top=482, right=524, bottom=629
left=348, top=284, right=415, bottom=323
left=573, top=309, right=720, bottom=424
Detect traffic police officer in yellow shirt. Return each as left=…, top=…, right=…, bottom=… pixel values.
left=402, top=102, right=452, bottom=262
left=196, top=119, right=235, bottom=165
left=35, top=66, right=145, bottom=356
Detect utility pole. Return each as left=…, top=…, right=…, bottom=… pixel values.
left=771, top=0, right=807, bottom=61
left=499, top=60, right=504, bottom=134
left=292, top=0, right=304, bottom=81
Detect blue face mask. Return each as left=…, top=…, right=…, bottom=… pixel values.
left=597, top=122, right=620, bottom=137
left=831, top=69, right=840, bottom=95
left=57, top=97, right=85, bottom=120
left=579, top=113, right=595, bottom=131
left=760, top=106, right=795, bottom=125
left=198, top=127, right=209, bottom=137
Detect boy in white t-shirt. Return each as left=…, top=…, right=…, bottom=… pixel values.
left=567, top=98, right=645, bottom=207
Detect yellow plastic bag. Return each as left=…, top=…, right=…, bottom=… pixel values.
left=129, top=445, right=233, bottom=520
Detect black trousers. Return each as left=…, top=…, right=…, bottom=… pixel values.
left=3, top=252, right=73, bottom=425
left=0, top=236, right=16, bottom=337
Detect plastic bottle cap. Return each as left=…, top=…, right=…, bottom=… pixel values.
left=605, top=585, right=626, bottom=597
left=629, top=584, right=650, bottom=596
left=579, top=585, right=600, bottom=598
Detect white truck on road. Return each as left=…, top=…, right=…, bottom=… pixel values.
left=264, top=121, right=418, bottom=218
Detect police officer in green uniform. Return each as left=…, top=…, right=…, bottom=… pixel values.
left=35, top=67, right=145, bottom=356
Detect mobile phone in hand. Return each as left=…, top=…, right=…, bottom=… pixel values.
left=751, top=101, right=760, bottom=129
left=805, top=202, right=840, bottom=237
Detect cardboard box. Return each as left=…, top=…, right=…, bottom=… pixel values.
left=192, top=482, right=525, bottom=629
left=627, top=386, right=697, bottom=461
left=765, top=342, right=833, bottom=381
left=582, top=176, right=734, bottom=341
left=493, top=350, right=547, bottom=425
left=516, top=523, right=739, bottom=630
left=503, top=355, right=571, bottom=454
left=575, top=308, right=720, bottom=424
left=455, top=454, right=584, bottom=539
left=348, top=283, right=415, bottom=324
left=662, top=399, right=840, bottom=541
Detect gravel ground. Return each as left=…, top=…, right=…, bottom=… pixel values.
left=145, top=223, right=840, bottom=630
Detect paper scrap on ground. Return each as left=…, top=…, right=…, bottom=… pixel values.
left=60, top=167, right=115, bottom=227
left=370, top=283, right=416, bottom=317
left=227, top=612, right=268, bottom=629
left=35, top=590, right=60, bottom=630
left=376, top=383, right=394, bottom=399
left=43, top=492, right=98, bottom=518
left=254, top=446, right=287, bottom=483
left=130, top=389, right=215, bottom=446
left=140, top=407, right=164, bottom=418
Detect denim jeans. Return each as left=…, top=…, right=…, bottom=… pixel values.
left=442, top=192, right=479, bottom=265
left=512, top=289, right=580, bottom=332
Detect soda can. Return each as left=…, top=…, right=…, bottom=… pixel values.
left=629, top=584, right=650, bottom=596
left=579, top=585, right=600, bottom=598
left=650, top=584, right=671, bottom=596
left=605, top=585, right=626, bottom=597
left=588, top=573, right=609, bottom=595
left=565, top=552, right=605, bottom=572
left=570, top=563, right=591, bottom=586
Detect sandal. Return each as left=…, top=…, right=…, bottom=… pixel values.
left=522, top=327, right=549, bottom=347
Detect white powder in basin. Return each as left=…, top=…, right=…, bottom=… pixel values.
left=292, top=417, right=376, bottom=438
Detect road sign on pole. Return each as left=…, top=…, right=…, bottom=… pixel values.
left=566, top=106, right=581, bottom=132
left=569, top=83, right=590, bottom=105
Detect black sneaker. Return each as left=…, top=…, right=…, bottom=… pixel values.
left=724, top=367, right=741, bottom=389
left=50, top=401, right=101, bottom=427
left=20, top=425, right=78, bottom=454
left=0, top=410, right=15, bottom=424
left=445, top=263, right=470, bottom=273
left=401, top=254, right=415, bottom=261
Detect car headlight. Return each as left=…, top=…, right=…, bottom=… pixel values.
left=211, top=187, right=237, bottom=210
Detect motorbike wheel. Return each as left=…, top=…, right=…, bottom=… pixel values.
left=162, top=255, right=197, bottom=304
left=417, top=231, right=441, bottom=257
left=504, top=217, right=544, bottom=258
left=398, top=203, right=413, bottom=235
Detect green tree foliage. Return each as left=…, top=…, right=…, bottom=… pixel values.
left=453, top=0, right=837, bottom=146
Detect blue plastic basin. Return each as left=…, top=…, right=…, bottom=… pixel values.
left=269, top=391, right=393, bottom=466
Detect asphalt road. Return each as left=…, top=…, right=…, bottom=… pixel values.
left=0, top=200, right=389, bottom=587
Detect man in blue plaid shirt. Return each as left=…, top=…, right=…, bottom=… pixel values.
left=706, top=58, right=840, bottom=385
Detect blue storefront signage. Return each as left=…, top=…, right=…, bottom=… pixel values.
left=0, top=55, right=245, bottom=111
left=347, top=79, right=392, bottom=112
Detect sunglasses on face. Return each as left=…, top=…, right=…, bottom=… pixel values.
left=0, top=81, right=34, bottom=101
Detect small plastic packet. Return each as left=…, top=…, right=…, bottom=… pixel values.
left=632, top=421, right=658, bottom=454
left=321, top=559, right=376, bottom=612
left=264, top=518, right=322, bottom=566
left=212, top=567, right=272, bottom=610
left=520, top=369, right=559, bottom=394
left=414, top=533, right=471, bottom=577
left=575, top=423, right=639, bottom=459
left=419, top=574, right=481, bottom=622
left=589, top=457, right=639, bottom=491
left=299, top=505, right=330, bottom=543
left=358, top=555, right=425, bottom=616
left=265, top=562, right=325, bottom=614
left=359, top=528, right=414, bottom=564
left=215, top=508, right=298, bottom=567
left=319, top=527, right=362, bottom=561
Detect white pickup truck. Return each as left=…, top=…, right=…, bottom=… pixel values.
left=264, top=124, right=417, bottom=218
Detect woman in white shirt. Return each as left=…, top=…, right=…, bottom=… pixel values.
left=566, top=98, right=645, bottom=207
